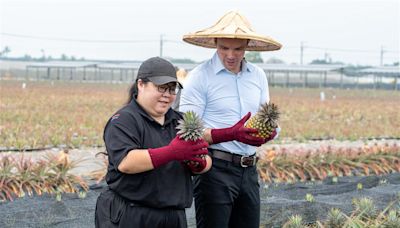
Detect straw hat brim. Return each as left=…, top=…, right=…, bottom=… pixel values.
left=182, top=11, right=282, bottom=52
left=183, top=34, right=281, bottom=51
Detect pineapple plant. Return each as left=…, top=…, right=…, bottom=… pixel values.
left=282, top=215, right=306, bottom=228
left=353, top=197, right=377, bottom=220
left=325, top=208, right=347, bottom=228
left=381, top=210, right=400, bottom=227
left=176, top=111, right=206, bottom=167
left=245, top=102, right=279, bottom=139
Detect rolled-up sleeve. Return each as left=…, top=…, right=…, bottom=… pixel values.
left=104, top=112, right=141, bottom=171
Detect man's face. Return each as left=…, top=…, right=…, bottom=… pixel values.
left=216, top=38, right=248, bottom=74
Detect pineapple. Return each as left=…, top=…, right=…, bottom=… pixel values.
left=176, top=111, right=204, bottom=141
left=176, top=111, right=206, bottom=166
left=245, top=102, right=279, bottom=138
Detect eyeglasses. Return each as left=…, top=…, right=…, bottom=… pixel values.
left=156, top=85, right=180, bottom=95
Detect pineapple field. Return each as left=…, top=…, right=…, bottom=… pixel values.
left=1, top=80, right=399, bottom=149
left=1, top=80, right=400, bottom=227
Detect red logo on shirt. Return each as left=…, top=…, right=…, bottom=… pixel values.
left=111, top=113, right=120, bottom=121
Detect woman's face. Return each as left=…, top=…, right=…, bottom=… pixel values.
left=137, top=80, right=177, bottom=119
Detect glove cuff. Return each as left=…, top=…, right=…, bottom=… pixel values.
left=211, top=128, right=233, bottom=144
left=148, top=146, right=174, bottom=168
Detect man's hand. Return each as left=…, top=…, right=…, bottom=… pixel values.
left=265, top=126, right=280, bottom=142
left=211, top=112, right=266, bottom=147
left=184, top=158, right=207, bottom=173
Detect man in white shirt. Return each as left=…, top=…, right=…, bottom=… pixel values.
left=180, top=11, right=282, bottom=228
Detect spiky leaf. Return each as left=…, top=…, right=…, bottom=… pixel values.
left=176, top=111, right=205, bottom=141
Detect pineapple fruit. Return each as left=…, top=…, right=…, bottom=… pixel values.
left=176, top=111, right=206, bottom=166
left=245, top=102, right=280, bottom=139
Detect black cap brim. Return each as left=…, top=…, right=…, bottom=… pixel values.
left=148, top=76, right=183, bottom=88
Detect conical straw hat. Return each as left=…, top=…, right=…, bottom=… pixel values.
left=183, top=11, right=282, bottom=51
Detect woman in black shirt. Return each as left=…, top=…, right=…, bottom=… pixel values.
left=95, top=57, right=211, bottom=228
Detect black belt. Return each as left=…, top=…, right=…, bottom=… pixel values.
left=209, top=149, right=258, bottom=167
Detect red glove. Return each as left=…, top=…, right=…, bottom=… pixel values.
left=148, top=136, right=209, bottom=168
left=185, top=158, right=207, bottom=173
left=211, top=112, right=266, bottom=147
left=266, top=129, right=277, bottom=142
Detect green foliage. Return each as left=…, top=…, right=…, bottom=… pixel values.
left=281, top=198, right=400, bottom=227
left=283, top=215, right=306, bottom=228
left=326, top=208, right=347, bottom=228
left=245, top=51, right=263, bottom=63
left=168, top=57, right=196, bottom=64
left=305, top=193, right=315, bottom=203
left=0, top=46, right=11, bottom=57
left=352, top=197, right=377, bottom=220
left=176, top=111, right=204, bottom=141
left=266, top=57, right=285, bottom=64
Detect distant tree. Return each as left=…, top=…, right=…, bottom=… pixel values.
left=342, top=65, right=371, bottom=76
left=70, top=56, right=76, bottom=61
left=393, top=62, right=399, bottom=66
left=61, top=54, right=68, bottom=61
left=245, top=52, right=263, bottom=63
left=0, top=46, right=11, bottom=57
left=23, top=54, right=32, bottom=60
left=168, top=57, right=196, bottom=64
left=265, top=57, right=285, bottom=64
left=310, top=59, right=328, bottom=64
left=310, top=58, right=345, bottom=65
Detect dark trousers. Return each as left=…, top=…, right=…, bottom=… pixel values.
left=193, top=158, right=260, bottom=228
left=95, top=188, right=187, bottom=228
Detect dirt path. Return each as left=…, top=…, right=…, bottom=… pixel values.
left=0, top=147, right=106, bottom=177
left=1, top=138, right=399, bottom=177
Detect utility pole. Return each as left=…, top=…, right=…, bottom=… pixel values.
left=300, top=41, right=304, bottom=65
left=324, top=50, right=328, bottom=63
left=41, top=49, right=46, bottom=61
left=159, top=34, right=164, bottom=57
left=380, top=46, right=385, bottom=66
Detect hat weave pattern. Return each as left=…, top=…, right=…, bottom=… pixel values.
left=183, top=11, right=282, bottom=51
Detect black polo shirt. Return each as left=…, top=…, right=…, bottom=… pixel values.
left=103, top=99, right=192, bottom=209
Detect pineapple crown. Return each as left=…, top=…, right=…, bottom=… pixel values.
left=257, top=102, right=280, bottom=126
left=176, top=111, right=205, bottom=141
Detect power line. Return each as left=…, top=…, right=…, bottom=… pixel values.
left=0, top=32, right=157, bottom=43
left=305, top=46, right=399, bottom=53
left=2, top=32, right=398, bottom=53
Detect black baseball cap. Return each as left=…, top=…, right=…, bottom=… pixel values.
left=137, top=57, right=183, bottom=88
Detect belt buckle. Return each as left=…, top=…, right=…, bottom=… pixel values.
left=240, top=156, right=255, bottom=167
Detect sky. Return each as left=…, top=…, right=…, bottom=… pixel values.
left=0, top=0, right=399, bottom=66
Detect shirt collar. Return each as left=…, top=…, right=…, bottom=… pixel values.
left=211, top=52, right=254, bottom=74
